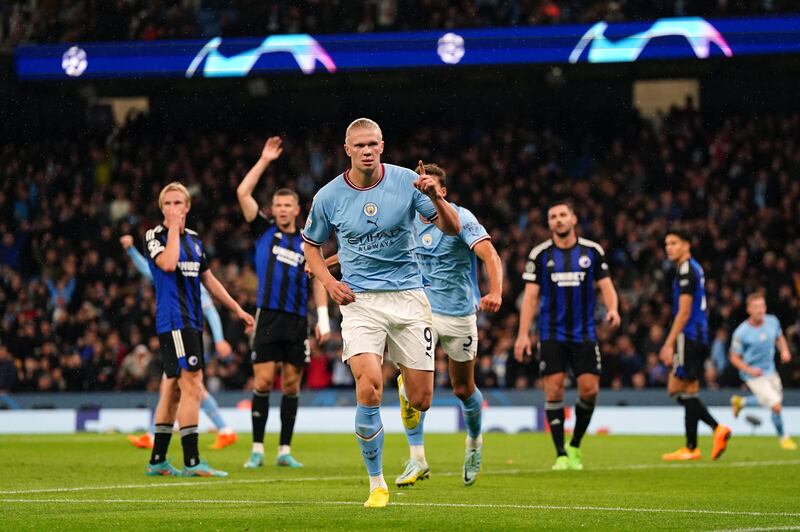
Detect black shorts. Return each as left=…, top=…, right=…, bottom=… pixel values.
left=158, top=328, right=204, bottom=378
left=250, top=309, right=309, bottom=367
left=538, top=340, right=602, bottom=377
left=672, top=335, right=708, bottom=382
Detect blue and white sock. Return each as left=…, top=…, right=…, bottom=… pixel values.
left=355, top=404, right=386, bottom=489
left=772, top=411, right=785, bottom=437
left=744, top=395, right=759, bottom=408
left=461, top=388, right=484, bottom=448
left=201, top=393, right=228, bottom=431
left=405, top=411, right=426, bottom=462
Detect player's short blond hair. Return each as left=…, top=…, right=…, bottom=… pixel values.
left=345, top=118, right=382, bottom=143
left=746, top=292, right=766, bottom=306
left=158, top=182, right=191, bottom=210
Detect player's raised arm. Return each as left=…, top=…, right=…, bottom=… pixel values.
left=413, top=160, right=460, bottom=236
left=237, top=136, right=283, bottom=222
left=472, top=239, right=503, bottom=313
left=201, top=270, right=255, bottom=334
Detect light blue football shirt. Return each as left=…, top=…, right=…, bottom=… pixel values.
left=414, top=204, right=489, bottom=317
left=730, top=314, right=782, bottom=381
left=302, top=163, right=438, bottom=292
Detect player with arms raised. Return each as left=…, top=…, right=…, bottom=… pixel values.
left=236, top=136, right=330, bottom=470
left=302, top=118, right=460, bottom=508
left=514, top=199, right=620, bottom=470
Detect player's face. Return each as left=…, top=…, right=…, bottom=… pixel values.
left=664, top=235, right=689, bottom=262
left=161, top=190, right=189, bottom=217
left=747, top=297, right=767, bottom=322
left=547, top=205, right=576, bottom=237
left=344, top=127, right=384, bottom=174
left=272, top=194, right=300, bottom=228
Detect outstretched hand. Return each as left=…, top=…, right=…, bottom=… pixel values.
left=261, top=136, right=283, bottom=163
left=413, top=160, right=440, bottom=200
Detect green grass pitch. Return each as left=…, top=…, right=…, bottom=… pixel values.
left=0, top=432, right=798, bottom=530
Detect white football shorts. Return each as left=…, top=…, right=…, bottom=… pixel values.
left=432, top=312, right=478, bottom=362
left=745, top=372, right=783, bottom=408
left=340, top=289, right=434, bottom=371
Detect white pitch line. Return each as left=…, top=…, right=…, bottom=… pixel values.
left=1, top=459, right=798, bottom=496
left=1, top=498, right=799, bottom=519
left=713, top=525, right=800, bottom=532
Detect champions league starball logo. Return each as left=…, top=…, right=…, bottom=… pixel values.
left=61, top=46, right=88, bottom=77
left=437, top=32, right=466, bottom=65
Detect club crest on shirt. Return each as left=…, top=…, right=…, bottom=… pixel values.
left=579, top=255, right=591, bottom=268
left=363, top=202, right=378, bottom=217
left=546, top=259, right=555, bottom=268
left=422, top=234, right=433, bottom=247
left=759, top=332, right=767, bottom=341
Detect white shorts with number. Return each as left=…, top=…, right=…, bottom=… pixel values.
left=746, top=373, right=783, bottom=408
left=432, top=313, right=478, bottom=363
left=340, top=289, right=435, bottom=371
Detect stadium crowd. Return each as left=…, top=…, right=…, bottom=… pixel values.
left=1, top=0, right=796, bottom=46
left=1, top=104, right=799, bottom=394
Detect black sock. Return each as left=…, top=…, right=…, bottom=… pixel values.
left=676, top=394, right=699, bottom=450
left=686, top=396, right=718, bottom=430
left=570, top=398, right=596, bottom=448
left=280, top=394, right=299, bottom=447
left=149, top=423, right=172, bottom=465
left=545, top=401, right=566, bottom=456
left=180, top=425, right=200, bottom=468
left=252, top=389, right=270, bottom=445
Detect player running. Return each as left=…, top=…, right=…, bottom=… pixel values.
left=303, top=118, right=460, bottom=508
left=120, top=234, right=238, bottom=451
left=144, top=182, right=254, bottom=477
left=660, top=229, right=731, bottom=461
left=236, top=136, right=330, bottom=470
left=395, top=163, right=502, bottom=487
left=729, top=293, right=796, bottom=450
left=514, top=199, right=620, bottom=470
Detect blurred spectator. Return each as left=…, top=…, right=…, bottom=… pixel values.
left=117, top=344, right=153, bottom=390
left=2, top=0, right=798, bottom=47
left=0, top=345, right=17, bottom=392
left=0, top=104, right=798, bottom=394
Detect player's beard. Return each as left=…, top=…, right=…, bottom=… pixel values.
left=555, top=228, right=572, bottom=239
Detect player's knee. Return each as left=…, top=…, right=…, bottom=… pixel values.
left=452, top=382, right=475, bottom=401
left=255, top=378, right=274, bottom=392
left=772, top=404, right=782, bottom=414
left=356, top=377, right=382, bottom=405
left=179, top=373, right=204, bottom=402
left=580, top=385, right=599, bottom=402
left=282, top=381, right=300, bottom=396
left=409, top=389, right=432, bottom=412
